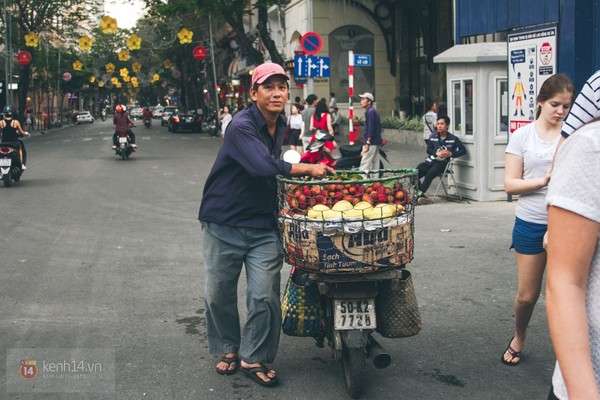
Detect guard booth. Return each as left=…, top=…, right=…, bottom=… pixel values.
left=433, top=43, right=509, bottom=201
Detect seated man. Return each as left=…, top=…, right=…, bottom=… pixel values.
left=416, top=115, right=466, bottom=204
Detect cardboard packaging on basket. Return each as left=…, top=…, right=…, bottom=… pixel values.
left=281, top=216, right=413, bottom=273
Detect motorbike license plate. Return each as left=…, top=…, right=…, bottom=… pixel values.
left=334, top=299, right=377, bottom=330
left=118, top=137, right=128, bottom=143
left=0, top=158, right=11, bottom=167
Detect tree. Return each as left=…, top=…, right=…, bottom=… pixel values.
left=0, top=0, right=99, bottom=114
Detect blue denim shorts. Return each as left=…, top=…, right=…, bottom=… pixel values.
left=511, top=217, right=547, bottom=255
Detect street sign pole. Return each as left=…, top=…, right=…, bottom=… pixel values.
left=348, top=50, right=355, bottom=145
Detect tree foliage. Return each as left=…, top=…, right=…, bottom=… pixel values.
left=1, top=0, right=99, bottom=113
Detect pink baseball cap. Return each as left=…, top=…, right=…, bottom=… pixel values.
left=251, top=62, right=289, bottom=87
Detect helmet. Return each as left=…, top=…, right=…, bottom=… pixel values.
left=115, top=105, right=123, bottom=113
left=2, top=105, right=13, bottom=117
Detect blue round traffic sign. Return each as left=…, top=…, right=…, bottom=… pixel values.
left=300, top=32, right=323, bottom=55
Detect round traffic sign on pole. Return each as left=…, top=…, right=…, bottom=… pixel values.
left=300, top=32, right=323, bottom=55
left=193, top=46, right=207, bottom=61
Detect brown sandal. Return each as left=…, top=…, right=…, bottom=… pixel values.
left=215, top=354, right=239, bottom=375
left=501, top=337, right=522, bottom=366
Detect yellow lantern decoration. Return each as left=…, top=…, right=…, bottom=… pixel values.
left=122, top=75, right=131, bottom=82
left=89, top=75, right=96, bottom=83
left=118, top=49, right=130, bottom=62
left=105, top=63, right=116, bottom=73
left=111, top=77, right=119, bottom=85
left=72, top=60, right=83, bottom=71
left=131, top=62, right=142, bottom=73
left=78, top=35, right=93, bottom=51
left=177, top=28, right=193, bottom=44
left=126, top=34, right=142, bottom=50
left=24, top=32, right=39, bottom=48
left=98, top=81, right=105, bottom=87
left=151, top=73, right=160, bottom=83
left=115, top=82, right=122, bottom=88
left=100, top=16, right=117, bottom=34
left=162, top=59, right=173, bottom=69
left=119, top=67, right=129, bottom=78
left=131, top=77, right=139, bottom=88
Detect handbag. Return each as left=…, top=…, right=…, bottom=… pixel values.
left=281, top=267, right=323, bottom=337
left=375, top=269, right=421, bottom=338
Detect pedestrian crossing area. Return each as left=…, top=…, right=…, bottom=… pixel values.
left=54, top=135, right=212, bottom=143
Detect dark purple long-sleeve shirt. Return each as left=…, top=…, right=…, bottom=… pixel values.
left=198, top=104, right=292, bottom=229
left=363, top=105, right=382, bottom=145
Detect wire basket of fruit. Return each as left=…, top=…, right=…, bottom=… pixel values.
left=277, top=169, right=418, bottom=273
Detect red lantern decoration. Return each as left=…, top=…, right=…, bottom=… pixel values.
left=193, top=46, right=207, bottom=61
left=17, top=51, right=32, bottom=66
left=63, top=72, right=72, bottom=82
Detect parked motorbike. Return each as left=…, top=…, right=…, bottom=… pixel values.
left=300, top=131, right=389, bottom=170
left=100, top=109, right=107, bottom=121
left=115, top=132, right=134, bottom=160
left=277, top=169, right=419, bottom=398
left=143, top=118, right=151, bottom=129
left=0, top=141, right=25, bottom=187
left=202, top=114, right=219, bottom=137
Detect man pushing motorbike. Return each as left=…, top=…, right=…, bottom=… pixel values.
left=112, top=105, right=137, bottom=150
left=197, top=62, right=334, bottom=387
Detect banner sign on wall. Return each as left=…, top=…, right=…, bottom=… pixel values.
left=507, top=25, right=557, bottom=134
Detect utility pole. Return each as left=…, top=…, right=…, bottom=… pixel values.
left=3, top=0, right=10, bottom=106
left=208, top=13, right=220, bottom=118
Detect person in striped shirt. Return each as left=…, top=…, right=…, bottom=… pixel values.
left=561, top=69, right=600, bottom=138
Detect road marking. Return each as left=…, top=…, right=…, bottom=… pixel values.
left=83, top=138, right=93, bottom=141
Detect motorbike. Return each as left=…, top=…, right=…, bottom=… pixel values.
left=0, top=142, right=25, bottom=187
left=100, top=109, right=107, bottom=121
left=202, top=114, right=219, bottom=137
left=115, top=132, right=134, bottom=160
left=277, top=168, right=418, bottom=398
left=143, top=118, right=152, bottom=129
left=300, top=130, right=389, bottom=170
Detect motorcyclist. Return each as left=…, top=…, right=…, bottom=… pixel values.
left=0, top=106, right=30, bottom=169
left=112, top=105, right=137, bottom=149
left=142, top=107, right=152, bottom=125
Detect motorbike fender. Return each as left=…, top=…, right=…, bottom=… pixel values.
left=0, top=166, right=8, bottom=176
left=341, top=330, right=370, bottom=349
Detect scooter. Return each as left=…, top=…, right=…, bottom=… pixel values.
left=100, top=109, right=107, bottom=121
left=143, top=118, right=151, bottom=129
left=0, top=141, right=25, bottom=187
left=300, top=131, right=389, bottom=170
left=115, top=132, right=134, bottom=160
left=203, top=114, right=219, bottom=137
left=277, top=169, right=419, bottom=398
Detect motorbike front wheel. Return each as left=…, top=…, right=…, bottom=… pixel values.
left=342, top=346, right=366, bottom=399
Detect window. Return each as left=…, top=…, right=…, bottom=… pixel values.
left=451, top=79, right=474, bottom=136
left=496, top=79, right=508, bottom=137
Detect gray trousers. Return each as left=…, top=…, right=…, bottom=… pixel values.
left=201, top=221, right=283, bottom=364
left=359, top=144, right=381, bottom=171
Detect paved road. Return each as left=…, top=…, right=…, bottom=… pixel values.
left=0, top=121, right=553, bottom=399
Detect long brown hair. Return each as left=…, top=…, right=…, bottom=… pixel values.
left=535, top=73, right=574, bottom=119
